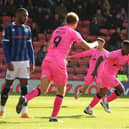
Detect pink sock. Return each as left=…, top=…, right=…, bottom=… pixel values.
left=89, top=95, right=100, bottom=108
left=25, top=88, right=40, bottom=101
left=107, top=92, right=118, bottom=102
left=51, top=95, right=63, bottom=117
left=102, top=96, right=106, bottom=101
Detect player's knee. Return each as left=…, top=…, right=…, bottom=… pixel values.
left=115, top=88, right=124, bottom=96
left=2, top=85, right=11, bottom=95
left=96, top=93, right=103, bottom=99
left=40, top=88, right=47, bottom=95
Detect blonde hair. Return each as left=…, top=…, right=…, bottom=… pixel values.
left=65, top=12, right=79, bottom=24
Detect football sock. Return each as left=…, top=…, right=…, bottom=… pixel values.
left=22, top=106, right=28, bottom=114
left=102, top=96, right=106, bottom=101
left=1, top=85, right=11, bottom=106
left=107, top=91, right=118, bottom=102
left=25, top=88, right=40, bottom=102
left=51, top=95, right=63, bottom=117
left=89, top=95, right=100, bottom=108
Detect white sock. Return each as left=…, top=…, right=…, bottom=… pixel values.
left=22, top=106, right=28, bottom=114
left=1, top=106, right=5, bottom=112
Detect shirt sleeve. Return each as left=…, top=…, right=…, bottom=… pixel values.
left=72, top=31, right=84, bottom=44
left=103, top=51, right=116, bottom=60
left=27, top=27, right=35, bottom=64
left=2, top=26, right=11, bottom=63
left=71, top=49, right=92, bottom=58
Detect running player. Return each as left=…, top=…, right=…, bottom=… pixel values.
left=0, top=8, right=35, bottom=118
left=16, top=12, right=98, bottom=122
left=84, top=40, right=129, bottom=116
left=70, top=37, right=109, bottom=99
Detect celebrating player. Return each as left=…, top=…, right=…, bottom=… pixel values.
left=70, top=37, right=109, bottom=99
left=16, top=12, right=98, bottom=122
left=0, top=8, right=35, bottom=118
left=84, top=40, right=129, bottom=116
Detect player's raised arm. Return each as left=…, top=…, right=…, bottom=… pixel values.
left=71, top=49, right=92, bottom=58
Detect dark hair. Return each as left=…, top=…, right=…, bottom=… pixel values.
left=16, top=8, right=28, bottom=14
left=65, top=12, right=79, bottom=24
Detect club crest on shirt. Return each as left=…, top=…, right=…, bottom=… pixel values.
left=24, top=28, right=28, bottom=32
left=12, top=28, right=15, bottom=32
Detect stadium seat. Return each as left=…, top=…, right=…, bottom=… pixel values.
left=75, top=66, right=87, bottom=73
left=73, top=74, right=84, bottom=81
left=35, top=66, right=41, bottom=72
left=80, top=20, right=90, bottom=27
left=109, top=29, right=115, bottom=35
left=67, top=67, right=74, bottom=73
left=86, top=35, right=96, bottom=41
left=100, top=28, right=109, bottom=35
left=122, top=22, right=128, bottom=28
left=38, top=33, right=46, bottom=41
left=2, top=16, right=11, bottom=23
left=79, top=58, right=89, bottom=65
left=68, top=73, right=74, bottom=80
left=46, top=34, right=51, bottom=40
left=0, top=71, right=5, bottom=78
left=33, top=41, right=42, bottom=47
left=0, top=48, right=3, bottom=54
left=70, top=58, right=79, bottom=65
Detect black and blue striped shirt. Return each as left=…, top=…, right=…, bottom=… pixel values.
left=2, top=22, right=35, bottom=64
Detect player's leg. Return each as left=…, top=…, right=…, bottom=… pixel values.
left=100, top=77, right=123, bottom=113
left=84, top=88, right=108, bottom=115
left=49, top=85, right=66, bottom=122
left=75, top=84, right=89, bottom=99
left=0, top=80, right=14, bottom=116
left=106, top=82, right=124, bottom=102
left=19, top=79, right=30, bottom=118
left=49, top=63, right=67, bottom=122
left=16, top=76, right=51, bottom=114
left=0, top=62, right=16, bottom=116
left=75, top=73, right=93, bottom=99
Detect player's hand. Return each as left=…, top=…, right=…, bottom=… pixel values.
left=7, top=63, right=14, bottom=71
left=30, top=64, right=35, bottom=73
left=91, top=70, right=97, bottom=78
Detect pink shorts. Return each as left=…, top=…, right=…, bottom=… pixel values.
left=84, top=71, right=101, bottom=85
left=100, top=73, right=120, bottom=90
left=41, top=59, right=67, bottom=85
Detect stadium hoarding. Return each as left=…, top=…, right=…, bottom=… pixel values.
left=0, top=79, right=129, bottom=95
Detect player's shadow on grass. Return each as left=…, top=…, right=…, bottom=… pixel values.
left=0, top=121, right=21, bottom=124
left=36, top=114, right=83, bottom=119
left=30, top=106, right=68, bottom=109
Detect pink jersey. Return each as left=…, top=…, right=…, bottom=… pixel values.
left=103, top=49, right=129, bottom=76
left=71, top=48, right=109, bottom=74
left=44, top=25, right=83, bottom=63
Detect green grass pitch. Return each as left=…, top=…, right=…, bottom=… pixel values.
left=0, top=94, right=129, bottom=129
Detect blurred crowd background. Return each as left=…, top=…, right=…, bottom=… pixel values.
left=0, top=0, right=128, bottom=80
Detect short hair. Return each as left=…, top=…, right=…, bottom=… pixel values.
left=96, top=37, right=105, bottom=44
left=16, top=8, right=28, bottom=14
left=65, top=12, right=79, bottom=24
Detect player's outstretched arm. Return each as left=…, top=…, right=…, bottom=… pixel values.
left=70, top=49, right=92, bottom=58
left=92, top=56, right=103, bottom=77
left=78, top=39, right=98, bottom=50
